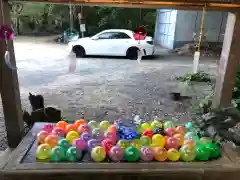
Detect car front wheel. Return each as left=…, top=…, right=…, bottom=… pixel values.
left=72, top=45, right=86, bottom=58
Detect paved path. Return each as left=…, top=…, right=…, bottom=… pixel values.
left=0, top=37, right=218, bottom=150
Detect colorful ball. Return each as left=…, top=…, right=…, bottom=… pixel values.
left=56, top=121, right=68, bottom=129
left=183, top=139, right=196, bottom=148
left=66, top=146, right=82, bottom=162
left=101, top=139, right=114, bottom=153
left=52, top=127, right=66, bottom=137
left=140, top=136, right=151, bottom=146
left=42, top=123, right=54, bottom=133
left=164, top=128, right=176, bottom=137
left=130, top=139, right=141, bottom=150
left=92, top=128, right=104, bottom=140
left=72, top=138, right=87, bottom=151
left=81, top=132, right=92, bottom=142
left=50, top=146, right=66, bottom=162
left=117, top=139, right=129, bottom=150
left=184, top=132, right=199, bottom=142
left=66, top=131, right=80, bottom=144
left=167, top=148, right=180, bottom=161
left=185, top=122, right=193, bottom=131
left=78, top=124, right=90, bottom=134
left=124, top=146, right=140, bottom=162
left=142, top=130, right=154, bottom=139
left=195, top=145, right=210, bottom=161
left=165, top=137, right=180, bottom=149
left=58, top=138, right=71, bottom=149
left=151, top=120, right=163, bottom=129
left=140, top=146, right=154, bottom=161
left=36, top=143, right=51, bottom=160
left=45, top=134, right=59, bottom=148
left=74, top=119, right=86, bottom=127
left=152, top=134, right=165, bottom=148
left=199, top=137, right=212, bottom=146
left=65, top=124, right=78, bottom=133
left=109, top=146, right=124, bottom=162
left=88, top=120, right=98, bottom=130
left=176, top=125, right=187, bottom=135
left=173, top=133, right=184, bottom=145
left=99, top=120, right=111, bottom=132
left=179, top=145, right=196, bottom=162
left=141, top=122, right=152, bottom=131
left=206, top=143, right=221, bottom=159
left=91, top=146, right=106, bottom=162
left=107, top=124, right=117, bottom=133
left=152, top=147, right=167, bottom=161
left=87, top=139, right=101, bottom=151
left=104, top=131, right=117, bottom=144
left=164, top=121, right=175, bottom=130
left=37, top=130, right=49, bottom=144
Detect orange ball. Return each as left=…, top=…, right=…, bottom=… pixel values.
left=37, top=130, right=49, bottom=144
left=153, top=147, right=168, bottom=162
left=66, top=124, right=78, bottom=133
left=56, top=121, right=68, bottom=129
left=176, top=125, right=187, bottom=135
left=173, top=133, right=184, bottom=145
left=164, top=136, right=169, bottom=143
left=45, top=134, right=59, bottom=147
left=75, top=119, right=86, bottom=127
left=108, top=125, right=116, bottom=133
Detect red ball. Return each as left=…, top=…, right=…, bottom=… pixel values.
left=165, top=128, right=176, bottom=137
left=165, top=137, right=179, bottom=149
left=142, top=130, right=153, bottom=139
left=101, top=139, right=114, bottom=153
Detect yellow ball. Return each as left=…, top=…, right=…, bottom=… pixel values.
left=167, top=148, right=180, bottom=161
left=99, top=120, right=110, bottom=132
left=91, top=146, right=106, bottom=162
left=66, top=131, right=80, bottom=144
left=141, top=123, right=152, bottom=131
left=36, top=143, right=51, bottom=160
left=130, top=139, right=141, bottom=150
left=152, top=134, right=165, bottom=148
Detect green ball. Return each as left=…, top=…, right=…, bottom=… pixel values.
left=50, top=146, right=66, bottom=162
left=195, top=145, right=210, bottom=161
left=206, top=143, right=221, bottom=159
left=140, top=136, right=151, bottom=146
left=66, top=146, right=82, bottom=162
left=198, top=137, right=212, bottom=146
left=58, top=138, right=71, bottom=149
left=164, top=121, right=175, bottom=130
left=124, top=146, right=140, bottom=162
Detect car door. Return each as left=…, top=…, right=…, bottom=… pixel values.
left=90, top=32, right=116, bottom=55
left=109, top=32, right=133, bottom=56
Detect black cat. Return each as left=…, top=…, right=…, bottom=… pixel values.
left=23, top=93, right=61, bottom=127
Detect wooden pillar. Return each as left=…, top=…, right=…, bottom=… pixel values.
left=214, top=12, right=240, bottom=108
left=0, top=0, right=24, bottom=148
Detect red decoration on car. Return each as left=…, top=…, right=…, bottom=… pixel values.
left=0, top=25, right=14, bottom=40
left=133, top=26, right=146, bottom=40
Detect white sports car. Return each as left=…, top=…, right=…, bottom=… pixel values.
left=67, top=29, right=155, bottom=59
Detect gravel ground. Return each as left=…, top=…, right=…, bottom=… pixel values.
left=0, top=36, right=218, bottom=150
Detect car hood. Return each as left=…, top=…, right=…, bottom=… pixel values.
left=145, top=36, right=153, bottom=41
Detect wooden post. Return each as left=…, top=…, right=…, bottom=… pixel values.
left=0, top=0, right=24, bottom=148
left=214, top=12, right=240, bottom=108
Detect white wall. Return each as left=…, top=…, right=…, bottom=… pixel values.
left=154, top=9, right=177, bottom=49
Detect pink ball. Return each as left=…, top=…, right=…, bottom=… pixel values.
left=165, top=128, right=176, bottom=137
left=109, top=146, right=124, bottom=162
left=52, top=127, right=66, bottom=137
left=165, top=137, right=179, bottom=149
left=140, top=146, right=154, bottom=161
left=101, top=139, right=114, bottom=153
left=104, top=131, right=117, bottom=144
left=72, top=138, right=87, bottom=151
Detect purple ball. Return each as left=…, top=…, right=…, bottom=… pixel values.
left=72, top=138, right=87, bottom=151
left=81, top=132, right=92, bottom=142
left=109, top=146, right=124, bottom=162
left=87, top=139, right=101, bottom=151
left=140, top=146, right=154, bottom=161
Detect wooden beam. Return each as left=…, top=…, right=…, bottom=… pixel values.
left=0, top=0, right=24, bottom=148
left=213, top=12, right=240, bottom=108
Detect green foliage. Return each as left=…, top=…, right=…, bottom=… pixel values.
left=9, top=2, right=156, bottom=36
left=176, top=71, right=211, bottom=83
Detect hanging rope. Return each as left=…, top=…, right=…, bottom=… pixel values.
left=197, top=4, right=207, bottom=52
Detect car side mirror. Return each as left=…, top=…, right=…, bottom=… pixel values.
left=91, top=37, right=99, bottom=40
